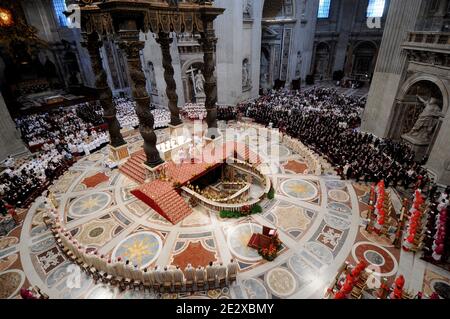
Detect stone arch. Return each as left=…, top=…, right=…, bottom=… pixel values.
left=263, top=0, right=295, bottom=19
left=351, top=41, right=378, bottom=77
left=389, top=74, right=448, bottom=150
left=181, top=58, right=205, bottom=103
left=399, top=74, right=449, bottom=115
left=313, top=42, right=331, bottom=78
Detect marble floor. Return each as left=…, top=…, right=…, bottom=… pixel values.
left=1, top=122, right=449, bottom=299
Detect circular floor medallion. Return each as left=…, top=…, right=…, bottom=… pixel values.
left=69, top=192, right=111, bottom=217
left=89, top=227, right=104, bottom=238
left=281, top=179, right=318, bottom=201
left=265, top=268, right=297, bottom=297
left=352, top=241, right=398, bottom=276
left=112, top=231, right=162, bottom=269
left=363, top=250, right=385, bottom=266
left=0, top=270, right=26, bottom=299
left=328, top=189, right=350, bottom=203
left=227, top=223, right=263, bottom=262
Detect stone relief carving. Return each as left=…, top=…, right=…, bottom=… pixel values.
left=243, top=0, right=252, bottom=18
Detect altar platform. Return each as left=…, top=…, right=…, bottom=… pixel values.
left=123, top=140, right=261, bottom=224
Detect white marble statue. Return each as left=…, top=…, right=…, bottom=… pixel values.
left=242, top=59, right=251, bottom=88
left=405, top=95, right=443, bottom=143
left=243, top=0, right=252, bottom=18
left=194, top=70, right=205, bottom=94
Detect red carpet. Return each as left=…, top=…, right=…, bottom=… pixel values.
left=124, top=141, right=262, bottom=224
left=131, top=180, right=192, bottom=225
left=81, top=172, right=110, bottom=188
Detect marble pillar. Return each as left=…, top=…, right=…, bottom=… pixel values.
left=199, top=19, right=219, bottom=139
left=156, top=32, right=183, bottom=126
left=427, top=112, right=450, bottom=185
left=0, top=93, right=27, bottom=161
left=82, top=32, right=126, bottom=148
left=332, top=0, right=357, bottom=73
left=361, top=0, right=423, bottom=137
left=118, top=30, right=164, bottom=167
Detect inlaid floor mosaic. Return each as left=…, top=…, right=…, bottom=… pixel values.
left=2, top=126, right=449, bottom=299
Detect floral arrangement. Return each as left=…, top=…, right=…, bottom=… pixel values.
left=258, top=236, right=282, bottom=261
left=240, top=205, right=251, bottom=216
left=219, top=204, right=263, bottom=219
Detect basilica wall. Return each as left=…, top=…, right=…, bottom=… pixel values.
left=363, top=0, right=450, bottom=185
left=0, top=92, right=27, bottom=161
left=312, top=0, right=388, bottom=81
left=140, top=32, right=185, bottom=107
left=20, top=0, right=95, bottom=88
left=214, top=0, right=262, bottom=105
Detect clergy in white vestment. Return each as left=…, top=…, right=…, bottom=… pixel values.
left=206, top=262, right=216, bottom=281
left=153, top=266, right=164, bottom=284
left=227, top=259, right=238, bottom=279
left=184, top=263, right=195, bottom=282
left=173, top=266, right=185, bottom=284
left=195, top=266, right=206, bottom=283
left=163, top=266, right=174, bottom=284
left=143, top=268, right=155, bottom=286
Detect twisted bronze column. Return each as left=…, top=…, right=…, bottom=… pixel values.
left=156, top=32, right=183, bottom=126
left=82, top=32, right=126, bottom=147
left=199, top=21, right=219, bottom=139
left=118, top=31, right=163, bottom=167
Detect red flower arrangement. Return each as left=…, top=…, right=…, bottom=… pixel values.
left=240, top=205, right=251, bottom=215
left=258, top=235, right=283, bottom=261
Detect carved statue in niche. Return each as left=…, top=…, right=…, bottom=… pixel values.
left=404, top=95, right=444, bottom=143
left=242, top=59, right=251, bottom=89
left=194, top=70, right=205, bottom=94
left=145, top=61, right=158, bottom=94
left=295, top=51, right=302, bottom=79
left=243, top=0, right=252, bottom=18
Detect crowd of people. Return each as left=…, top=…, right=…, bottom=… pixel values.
left=15, top=99, right=171, bottom=151
left=181, top=103, right=207, bottom=120
left=114, top=97, right=171, bottom=129
left=0, top=149, right=74, bottom=207
left=76, top=101, right=104, bottom=126
left=217, top=106, right=237, bottom=122
left=14, top=104, right=103, bottom=150
left=239, top=88, right=428, bottom=189
left=422, top=187, right=449, bottom=264
left=4, top=102, right=112, bottom=208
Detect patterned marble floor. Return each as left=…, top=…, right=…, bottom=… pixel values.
left=1, top=124, right=449, bottom=299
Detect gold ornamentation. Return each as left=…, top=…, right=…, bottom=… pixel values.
left=0, top=7, right=14, bottom=28
left=122, top=238, right=158, bottom=266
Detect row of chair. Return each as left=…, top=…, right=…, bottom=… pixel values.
left=46, top=216, right=238, bottom=292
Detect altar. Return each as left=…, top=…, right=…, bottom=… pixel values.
left=157, top=135, right=192, bottom=161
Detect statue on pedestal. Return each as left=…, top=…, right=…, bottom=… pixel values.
left=404, top=95, right=443, bottom=144
left=194, top=70, right=205, bottom=94
left=243, top=0, right=252, bottom=18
